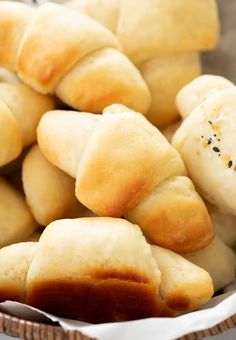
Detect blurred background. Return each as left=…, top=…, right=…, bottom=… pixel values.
left=202, top=0, right=236, bottom=82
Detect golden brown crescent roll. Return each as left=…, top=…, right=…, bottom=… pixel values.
left=0, top=2, right=150, bottom=114
left=0, top=242, right=37, bottom=303
left=26, top=217, right=161, bottom=322
left=176, top=75, right=234, bottom=119
left=66, top=0, right=217, bottom=127
left=0, top=218, right=214, bottom=320
left=22, top=144, right=91, bottom=226
left=0, top=177, right=37, bottom=248
left=151, top=245, right=213, bottom=311
left=173, top=87, right=236, bottom=215
left=38, top=104, right=214, bottom=252
left=184, top=237, right=236, bottom=293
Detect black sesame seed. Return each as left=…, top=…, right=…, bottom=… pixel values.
left=207, top=140, right=212, bottom=145
left=201, top=136, right=204, bottom=138
left=218, top=154, right=221, bottom=157
left=228, top=161, right=233, bottom=168
left=213, top=147, right=220, bottom=153
left=218, top=139, right=221, bottom=141
left=208, top=120, right=212, bottom=125
left=213, top=134, right=216, bottom=137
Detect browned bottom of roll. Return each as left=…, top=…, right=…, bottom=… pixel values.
left=27, top=278, right=166, bottom=323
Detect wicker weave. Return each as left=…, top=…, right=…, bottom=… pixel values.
left=1, top=312, right=236, bottom=340
left=0, top=312, right=94, bottom=340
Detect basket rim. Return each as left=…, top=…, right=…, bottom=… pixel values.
left=0, top=310, right=93, bottom=340
left=1, top=310, right=236, bottom=340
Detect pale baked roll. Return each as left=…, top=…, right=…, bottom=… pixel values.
left=0, top=100, right=22, bottom=166
left=117, top=0, right=219, bottom=65
left=207, top=204, right=236, bottom=248
left=140, top=53, right=201, bottom=127
left=26, top=217, right=161, bottom=322
left=173, top=87, right=236, bottom=215
left=0, top=242, right=37, bottom=303
left=176, top=75, right=234, bottom=119
left=38, top=105, right=214, bottom=252
left=0, top=83, right=55, bottom=146
left=184, top=237, right=236, bottom=292
left=22, top=145, right=89, bottom=226
left=0, top=1, right=33, bottom=71
left=0, top=177, right=37, bottom=248
left=127, top=176, right=213, bottom=253
left=151, top=245, right=213, bottom=311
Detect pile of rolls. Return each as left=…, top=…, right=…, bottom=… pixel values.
left=0, top=0, right=235, bottom=324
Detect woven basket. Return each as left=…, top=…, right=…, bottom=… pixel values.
left=1, top=311, right=236, bottom=340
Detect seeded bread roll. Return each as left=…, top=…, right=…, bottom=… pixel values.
left=0, top=177, right=37, bottom=248
left=184, top=237, right=236, bottom=292
left=0, top=242, right=37, bottom=303
left=176, top=75, right=234, bottom=119
left=0, top=2, right=150, bottom=114
left=151, top=245, right=213, bottom=311
left=26, top=217, right=161, bottom=322
left=173, top=87, right=236, bottom=215
left=37, top=104, right=214, bottom=252
left=22, top=145, right=90, bottom=226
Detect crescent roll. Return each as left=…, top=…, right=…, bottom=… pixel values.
left=0, top=2, right=150, bottom=114
left=37, top=104, right=214, bottom=253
